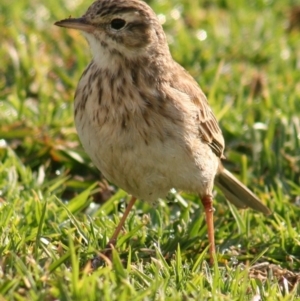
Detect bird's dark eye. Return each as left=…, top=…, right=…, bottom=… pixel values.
left=110, top=18, right=126, bottom=30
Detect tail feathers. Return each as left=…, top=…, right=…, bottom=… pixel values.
left=214, top=167, right=271, bottom=215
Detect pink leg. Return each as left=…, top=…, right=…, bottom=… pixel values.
left=201, top=195, right=215, bottom=265
left=106, top=196, right=137, bottom=248
left=93, top=196, right=137, bottom=269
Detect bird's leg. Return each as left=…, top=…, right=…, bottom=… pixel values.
left=92, top=196, right=137, bottom=269
left=201, top=194, right=215, bottom=265
left=105, top=196, right=137, bottom=249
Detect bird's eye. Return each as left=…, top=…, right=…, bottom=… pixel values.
left=110, top=18, right=126, bottom=30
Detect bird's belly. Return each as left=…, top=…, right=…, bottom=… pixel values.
left=75, top=113, right=218, bottom=202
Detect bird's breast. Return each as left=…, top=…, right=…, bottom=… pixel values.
left=73, top=64, right=219, bottom=201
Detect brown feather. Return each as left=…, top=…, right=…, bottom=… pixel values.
left=170, top=62, right=225, bottom=158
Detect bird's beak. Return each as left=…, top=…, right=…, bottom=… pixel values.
left=54, top=17, right=95, bottom=32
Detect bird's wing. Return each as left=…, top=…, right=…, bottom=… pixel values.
left=170, top=63, right=225, bottom=159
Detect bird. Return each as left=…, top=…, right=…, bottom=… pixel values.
left=55, top=0, right=270, bottom=265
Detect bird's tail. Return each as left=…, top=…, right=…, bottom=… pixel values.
left=214, top=166, right=271, bottom=215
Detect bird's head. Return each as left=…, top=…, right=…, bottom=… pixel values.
left=55, top=0, right=169, bottom=63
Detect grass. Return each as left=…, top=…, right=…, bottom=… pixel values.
left=1, top=0, right=300, bottom=299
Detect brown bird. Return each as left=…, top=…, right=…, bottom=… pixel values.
left=55, top=0, right=270, bottom=265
